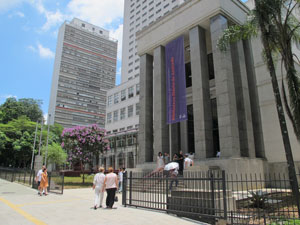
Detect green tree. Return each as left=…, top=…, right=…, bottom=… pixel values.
left=42, top=143, right=67, bottom=168
left=218, top=0, right=300, bottom=213
left=0, top=97, right=43, bottom=123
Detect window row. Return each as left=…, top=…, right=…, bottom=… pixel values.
left=107, top=84, right=140, bottom=106
left=106, top=103, right=140, bottom=124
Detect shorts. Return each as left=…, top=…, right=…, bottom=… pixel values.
left=38, top=181, right=41, bottom=187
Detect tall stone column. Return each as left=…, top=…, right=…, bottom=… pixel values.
left=189, top=25, right=214, bottom=159
left=138, top=54, right=154, bottom=163
left=210, top=15, right=240, bottom=157
left=243, top=39, right=265, bottom=158
left=115, top=154, right=119, bottom=169
left=180, top=120, right=189, bottom=154
left=153, top=46, right=169, bottom=161
left=170, top=123, right=180, bottom=157
left=231, top=41, right=256, bottom=158
left=106, top=156, right=111, bottom=169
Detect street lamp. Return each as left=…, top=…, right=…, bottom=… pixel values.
left=30, top=121, right=39, bottom=170
left=44, top=114, right=51, bottom=167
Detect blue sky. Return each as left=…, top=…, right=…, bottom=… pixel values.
left=0, top=0, right=124, bottom=116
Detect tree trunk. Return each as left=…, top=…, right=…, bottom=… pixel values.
left=255, top=0, right=300, bottom=213
left=81, top=161, right=85, bottom=184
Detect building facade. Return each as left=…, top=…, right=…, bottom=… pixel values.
left=101, top=0, right=189, bottom=169
left=136, top=0, right=300, bottom=174
left=48, top=18, right=118, bottom=128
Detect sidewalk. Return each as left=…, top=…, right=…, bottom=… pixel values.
left=0, top=179, right=201, bottom=225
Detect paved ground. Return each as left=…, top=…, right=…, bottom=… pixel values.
left=0, top=179, right=202, bottom=225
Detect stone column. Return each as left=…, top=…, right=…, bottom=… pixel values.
left=170, top=123, right=180, bottom=157
left=180, top=120, right=189, bottom=154
left=210, top=15, right=240, bottom=157
left=189, top=25, right=214, bottom=159
left=231, top=41, right=256, bottom=158
left=153, top=46, right=170, bottom=160
left=106, top=156, right=111, bottom=169
left=243, top=39, right=265, bottom=158
left=115, top=154, right=119, bottom=169
left=138, top=54, right=154, bottom=163
left=125, top=152, right=129, bottom=168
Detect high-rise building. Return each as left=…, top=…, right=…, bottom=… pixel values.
left=48, top=18, right=118, bottom=128
left=121, top=0, right=185, bottom=83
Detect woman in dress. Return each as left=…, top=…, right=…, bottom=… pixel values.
left=156, top=152, right=165, bottom=171
left=102, top=167, right=118, bottom=209
left=40, top=168, right=48, bottom=196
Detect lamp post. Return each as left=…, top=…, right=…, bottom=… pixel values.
left=44, top=114, right=51, bottom=166
left=30, top=121, right=39, bottom=170
left=38, top=118, right=43, bottom=156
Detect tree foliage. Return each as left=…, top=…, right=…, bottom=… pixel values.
left=42, top=143, right=67, bottom=167
left=0, top=97, right=43, bottom=123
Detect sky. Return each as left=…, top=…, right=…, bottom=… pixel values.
left=0, top=0, right=124, bottom=117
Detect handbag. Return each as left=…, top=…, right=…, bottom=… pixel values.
left=114, top=196, right=118, bottom=202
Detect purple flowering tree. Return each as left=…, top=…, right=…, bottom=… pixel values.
left=61, top=124, right=110, bottom=183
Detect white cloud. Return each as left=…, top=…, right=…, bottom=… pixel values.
left=110, top=24, right=123, bottom=61
left=0, top=0, right=28, bottom=13
left=8, top=11, right=25, bottom=18
left=27, top=45, right=36, bottom=52
left=31, top=0, right=67, bottom=31
left=37, top=43, right=54, bottom=59
left=67, top=0, right=124, bottom=28
left=27, top=43, right=55, bottom=59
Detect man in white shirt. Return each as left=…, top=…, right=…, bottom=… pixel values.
left=93, top=167, right=105, bottom=209
left=35, top=165, right=45, bottom=195
left=184, top=154, right=194, bottom=169
left=118, top=168, right=123, bottom=193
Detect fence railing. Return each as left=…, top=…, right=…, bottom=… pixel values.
left=0, top=167, right=64, bottom=194
left=123, top=170, right=300, bottom=225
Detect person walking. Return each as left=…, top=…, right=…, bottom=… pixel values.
left=184, top=153, right=194, bottom=169
left=35, top=165, right=45, bottom=196
left=92, top=167, right=105, bottom=210
left=102, top=167, right=118, bottom=209
left=118, top=168, right=123, bottom=193
left=40, top=168, right=48, bottom=196
left=176, top=151, right=184, bottom=176
left=164, top=153, right=170, bottom=164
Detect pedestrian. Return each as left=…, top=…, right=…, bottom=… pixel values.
left=118, top=168, right=123, bottom=193
left=164, top=152, right=170, bottom=164
left=176, top=151, right=184, bottom=176
left=169, top=167, right=179, bottom=190
left=102, top=167, right=118, bottom=209
left=40, top=168, right=48, bottom=196
left=157, top=152, right=165, bottom=171
left=35, top=165, right=45, bottom=196
left=93, top=167, right=105, bottom=210
left=184, top=153, right=194, bottom=169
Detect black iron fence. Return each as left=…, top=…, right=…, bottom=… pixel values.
left=0, top=167, right=64, bottom=194
left=123, top=170, right=300, bottom=225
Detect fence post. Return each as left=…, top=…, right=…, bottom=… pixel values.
left=24, top=170, right=26, bottom=184
left=61, top=172, right=64, bottom=195
left=129, top=171, right=132, bottom=205
left=122, top=171, right=127, bottom=206
left=11, top=169, right=15, bottom=182
left=222, top=170, right=227, bottom=220
left=210, top=171, right=215, bottom=217
left=48, top=172, right=51, bottom=193
left=166, top=173, right=169, bottom=212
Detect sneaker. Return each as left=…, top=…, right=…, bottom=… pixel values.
left=99, top=205, right=102, bottom=208
left=94, top=206, right=97, bottom=210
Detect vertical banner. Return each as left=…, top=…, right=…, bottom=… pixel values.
left=165, top=36, right=187, bottom=124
